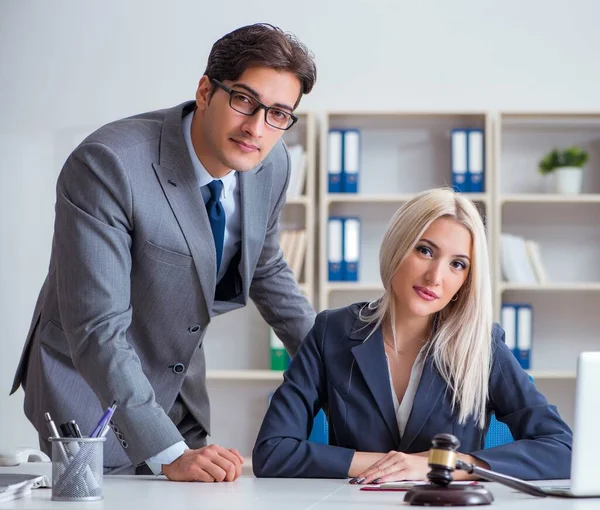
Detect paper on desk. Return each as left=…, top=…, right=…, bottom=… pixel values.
left=360, top=480, right=481, bottom=491
left=381, top=480, right=479, bottom=488
left=0, top=474, right=49, bottom=503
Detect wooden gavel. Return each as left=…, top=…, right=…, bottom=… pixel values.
left=404, top=433, right=547, bottom=506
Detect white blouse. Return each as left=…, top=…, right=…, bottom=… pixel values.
left=385, top=346, right=427, bottom=437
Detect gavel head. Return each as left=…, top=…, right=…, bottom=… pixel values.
left=426, top=433, right=461, bottom=487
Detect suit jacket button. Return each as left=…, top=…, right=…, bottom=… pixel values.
left=188, top=324, right=201, bottom=333
left=172, top=363, right=185, bottom=374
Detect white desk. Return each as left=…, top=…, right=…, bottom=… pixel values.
left=2, top=475, right=600, bottom=509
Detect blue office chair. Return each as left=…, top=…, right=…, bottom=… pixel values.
left=310, top=412, right=515, bottom=448
left=484, top=374, right=535, bottom=449
left=310, top=374, right=535, bottom=448
left=484, top=415, right=514, bottom=448
left=308, top=409, right=329, bottom=444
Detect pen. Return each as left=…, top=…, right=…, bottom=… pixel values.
left=44, top=412, right=61, bottom=439
left=99, top=423, right=112, bottom=438
left=99, top=403, right=118, bottom=437
left=91, top=400, right=117, bottom=438
left=71, top=421, right=83, bottom=438
left=44, top=412, right=69, bottom=463
left=59, top=423, right=74, bottom=438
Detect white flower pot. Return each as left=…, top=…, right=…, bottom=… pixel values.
left=555, top=166, right=583, bottom=195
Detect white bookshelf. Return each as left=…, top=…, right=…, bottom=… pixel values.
left=319, top=111, right=493, bottom=310
left=316, top=110, right=600, bottom=428
left=205, top=110, right=600, bottom=453
left=204, top=112, right=317, bottom=456
left=492, top=112, right=600, bottom=426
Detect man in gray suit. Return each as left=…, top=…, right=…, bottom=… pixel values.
left=11, top=23, right=317, bottom=482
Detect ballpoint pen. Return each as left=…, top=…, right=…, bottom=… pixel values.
left=91, top=401, right=117, bottom=438
left=60, top=420, right=83, bottom=439
left=44, top=412, right=69, bottom=463
left=99, top=402, right=117, bottom=438
left=71, top=421, right=83, bottom=439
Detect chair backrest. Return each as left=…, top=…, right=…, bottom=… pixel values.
left=309, top=376, right=534, bottom=448
left=308, top=409, right=329, bottom=444
left=484, top=414, right=514, bottom=448
left=484, top=374, right=535, bottom=449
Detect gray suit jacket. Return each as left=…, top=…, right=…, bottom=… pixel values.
left=11, top=101, right=316, bottom=468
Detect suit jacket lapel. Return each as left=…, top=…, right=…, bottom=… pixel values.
left=349, top=320, right=401, bottom=446
left=238, top=161, right=271, bottom=296
left=397, top=354, right=446, bottom=451
left=151, top=102, right=217, bottom=316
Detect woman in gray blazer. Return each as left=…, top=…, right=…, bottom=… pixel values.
left=253, top=188, right=572, bottom=482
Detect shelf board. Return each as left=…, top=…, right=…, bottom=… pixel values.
left=285, top=196, right=310, bottom=205
left=500, top=113, right=600, bottom=126
left=501, top=194, right=600, bottom=204
left=327, top=192, right=488, bottom=204
left=326, top=282, right=384, bottom=293
left=206, top=370, right=284, bottom=381
left=501, top=282, right=600, bottom=292
left=526, top=370, right=576, bottom=380
left=326, top=110, right=489, bottom=116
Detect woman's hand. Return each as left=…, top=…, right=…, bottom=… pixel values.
left=350, top=451, right=430, bottom=484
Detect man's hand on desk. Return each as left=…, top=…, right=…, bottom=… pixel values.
left=162, top=445, right=244, bottom=482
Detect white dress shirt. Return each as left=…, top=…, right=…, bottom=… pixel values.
left=146, top=109, right=242, bottom=475
left=182, top=109, right=241, bottom=282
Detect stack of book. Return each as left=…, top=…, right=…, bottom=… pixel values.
left=285, top=144, right=307, bottom=199
left=279, top=229, right=307, bottom=280
left=501, top=233, right=548, bottom=285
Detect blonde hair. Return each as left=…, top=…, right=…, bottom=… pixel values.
left=360, top=188, right=492, bottom=428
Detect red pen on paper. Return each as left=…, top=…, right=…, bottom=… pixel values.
left=360, top=481, right=481, bottom=492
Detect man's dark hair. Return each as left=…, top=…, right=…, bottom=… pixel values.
left=204, top=23, right=317, bottom=106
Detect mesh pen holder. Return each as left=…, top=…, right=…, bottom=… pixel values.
left=50, top=436, right=105, bottom=501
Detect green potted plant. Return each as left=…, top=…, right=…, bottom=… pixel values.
left=538, top=146, right=589, bottom=194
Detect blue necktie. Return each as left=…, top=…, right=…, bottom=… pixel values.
left=206, top=180, right=226, bottom=274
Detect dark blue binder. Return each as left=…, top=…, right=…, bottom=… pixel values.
left=328, top=130, right=343, bottom=193
left=467, top=129, right=485, bottom=192
left=328, top=216, right=344, bottom=281
left=342, top=129, right=360, bottom=193
left=451, top=129, right=469, bottom=192
left=342, top=217, right=360, bottom=282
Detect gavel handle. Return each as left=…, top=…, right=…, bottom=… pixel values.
left=455, top=459, right=548, bottom=498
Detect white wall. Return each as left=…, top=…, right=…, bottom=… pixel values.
left=2, top=0, right=600, bottom=450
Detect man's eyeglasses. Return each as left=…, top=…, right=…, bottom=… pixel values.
left=211, top=78, right=298, bottom=131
